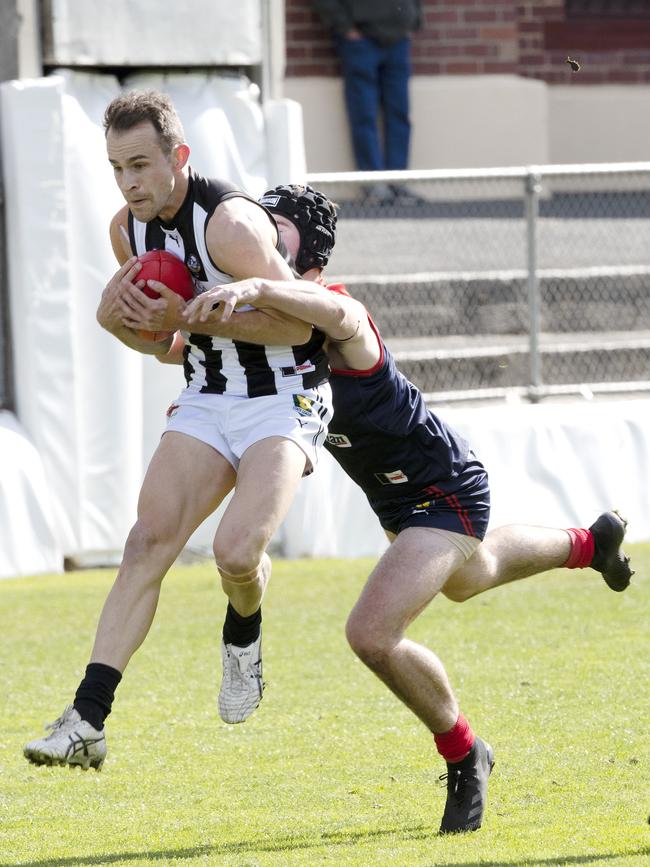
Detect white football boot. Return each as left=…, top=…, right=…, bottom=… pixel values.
left=23, top=706, right=106, bottom=770
left=218, top=632, right=264, bottom=723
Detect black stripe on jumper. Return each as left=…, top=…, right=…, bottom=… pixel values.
left=190, top=333, right=227, bottom=394
left=235, top=342, right=277, bottom=397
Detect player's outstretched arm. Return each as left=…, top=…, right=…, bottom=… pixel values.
left=185, top=277, right=380, bottom=370
left=194, top=197, right=313, bottom=346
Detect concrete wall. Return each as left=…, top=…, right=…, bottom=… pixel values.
left=549, top=85, right=650, bottom=165
left=286, top=74, right=650, bottom=172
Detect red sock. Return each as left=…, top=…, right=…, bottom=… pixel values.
left=434, top=712, right=475, bottom=764
left=563, top=528, right=595, bottom=569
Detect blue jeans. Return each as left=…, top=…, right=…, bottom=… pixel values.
left=336, top=35, right=412, bottom=172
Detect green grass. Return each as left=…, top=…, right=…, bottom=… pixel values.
left=0, top=547, right=648, bottom=867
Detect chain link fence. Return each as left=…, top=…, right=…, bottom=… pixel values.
left=307, top=164, right=650, bottom=402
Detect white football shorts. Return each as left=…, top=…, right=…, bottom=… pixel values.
left=164, top=383, right=333, bottom=474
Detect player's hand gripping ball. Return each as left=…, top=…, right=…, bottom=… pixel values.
left=136, top=249, right=195, bottom=342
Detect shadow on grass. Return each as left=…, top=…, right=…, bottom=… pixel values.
left=4, top=829, right=649, bottom=867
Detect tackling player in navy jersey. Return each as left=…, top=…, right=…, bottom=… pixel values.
left=23, top=94, right=332, bottom=771
left=180, top=184, right=634, bottom=835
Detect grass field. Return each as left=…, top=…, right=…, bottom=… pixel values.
left=0, top=547, right=648, bottom=867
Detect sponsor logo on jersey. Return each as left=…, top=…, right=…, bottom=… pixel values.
left=166, top=403, right=179, bottom=418
left=293, top=394, right=315, bottom=416
left=187, top=254, right=201, bottom=274
left=326, top=433, right=352, bottom=448
left=375, top=470, right=409, bottom=485
left=281, top=361, right=316, bottom=377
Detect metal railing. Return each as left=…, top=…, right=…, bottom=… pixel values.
left=307, top=162, right=650, bottom=403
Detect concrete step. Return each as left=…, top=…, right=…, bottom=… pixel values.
left=388, top=332, right=650, bottom=395
left=340, top=266, right=650, bottom=338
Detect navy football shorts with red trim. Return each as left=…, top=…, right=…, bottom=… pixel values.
left=370, top=455, right=490, bottom=541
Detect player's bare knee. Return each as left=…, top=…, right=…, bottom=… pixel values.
left=441, top=580, right=477, bottom=603
left=123, top=520, right=168, bottom=562
left=215, top=549, right=263, bottom=583
left=213, top=549, right=259, bottom=579
left=213, top=527, right=268, bottom=576
left=345, top=616, right=392, bottom=670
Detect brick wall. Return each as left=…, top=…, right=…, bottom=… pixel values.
left=285, top=0, right=650, bottom=83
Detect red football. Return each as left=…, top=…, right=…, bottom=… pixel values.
left=137, top=249, right=195, bottom=301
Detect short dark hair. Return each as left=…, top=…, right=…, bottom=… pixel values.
left=103, top=90, right=185, bottom=155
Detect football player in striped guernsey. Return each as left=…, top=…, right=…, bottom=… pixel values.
left=180, top=184, right=634, bottom=834
left=23, top=93, right=333, bottom=771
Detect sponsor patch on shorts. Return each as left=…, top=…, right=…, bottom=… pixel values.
left=166, top=403, right=179, bottom=418
left=375, top=469, right=409, bottom=485
left=326, top=433, right=352, bottom=448
left=293, top=394, right=315, bottom=416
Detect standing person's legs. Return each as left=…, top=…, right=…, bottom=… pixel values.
left=345, top=526, right=494, bottom=833
left=336, top=36, right=384, bottom=171
left=23, top=432, right=236, bottom=768
left=380, top=37, right=412, bottom=171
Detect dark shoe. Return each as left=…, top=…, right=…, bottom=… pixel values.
left=389, top=184, right=426, bottom=207
left=361, top=182, right=395, bottom=206
left=438, top=736, right=494, bottom=834
left=589, top=510, right=634, bottom=592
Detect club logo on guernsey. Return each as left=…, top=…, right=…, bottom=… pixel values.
left=375, top=470, right=409, bottom=485
left=326, top=433, right=352, bottom=448
left=187, top=254, right=201, bottom=274
left=293, top=394, right=315, bottom=416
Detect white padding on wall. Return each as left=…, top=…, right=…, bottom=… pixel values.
left=124, top=73, right=270, bottom=199
left=1, top=72, right=143, bottom=560
left=1, top=76, right=82, bottom=553
left=448, top=398, right=650, bottom=543
left=0, top=412, right=62, bottom=578
left=264, top=98, right=308, bottom=188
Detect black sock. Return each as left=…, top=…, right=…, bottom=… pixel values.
left=73, top=662, right=122, bottom=730
left=222, top=602, right=261, bottom=647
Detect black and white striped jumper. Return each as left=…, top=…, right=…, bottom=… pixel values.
left=128, top=169, right=329, bottom=398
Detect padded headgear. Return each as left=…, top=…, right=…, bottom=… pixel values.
left=259, top=184, right=337, bottom=274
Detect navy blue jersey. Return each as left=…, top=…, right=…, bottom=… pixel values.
left=324, top=313, right=490, bottom=538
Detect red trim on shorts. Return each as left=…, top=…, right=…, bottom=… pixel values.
left=426, top=484, right=477, bottom=538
